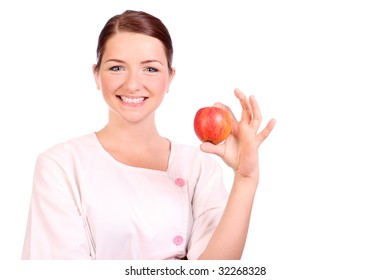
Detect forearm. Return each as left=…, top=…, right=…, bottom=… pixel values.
left=198, top=175, right=258, bottom=260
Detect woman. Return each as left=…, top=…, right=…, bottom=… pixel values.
left=22, top=10, right=276, bottom=260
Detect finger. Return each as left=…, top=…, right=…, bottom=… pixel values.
left=257, top=118, right=277, bottom=144
left=249, top=95, right=262, bottom=130
left=234, top=88, right=252, bottom=123
left=200, top=141, right=226, bottom=158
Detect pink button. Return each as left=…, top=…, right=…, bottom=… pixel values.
left=173, top=235, right=184, bottom=245
left=175, top=178, right=185, bottom=187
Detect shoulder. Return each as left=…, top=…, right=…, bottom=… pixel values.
left=37, top=133, right=98, bottom=161
left=169, top=141, right=223, bottom=177
left=171, top=141, right=218, bottom=164
left=171, top=141, right=201, bottom=159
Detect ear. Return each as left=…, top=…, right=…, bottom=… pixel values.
left=166, top=67, right=176, bottom=93
left=92, top=64, right=101, bottom=90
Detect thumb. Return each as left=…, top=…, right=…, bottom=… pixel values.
left=200, top=142, right=225, bottom=158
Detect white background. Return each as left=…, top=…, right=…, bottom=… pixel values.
left=0, top=0, right=389, bottom=279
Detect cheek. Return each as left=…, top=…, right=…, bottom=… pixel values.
left=148, top=77, right=171, bottom=93
left=154, top=81, right=169, bottom=93
left=100, top=76, right=123, bottom=94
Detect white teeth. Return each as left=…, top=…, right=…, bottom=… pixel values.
left=120, top=96, right=146, bottom=104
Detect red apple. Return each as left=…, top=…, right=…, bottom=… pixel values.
left=194, top=106, right=232, bottom=145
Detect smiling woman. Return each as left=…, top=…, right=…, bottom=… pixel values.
left=93, top=32, right=174, bottom=126
left=21, top=9, right=275, bottom=260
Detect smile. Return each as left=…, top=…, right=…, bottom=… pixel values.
left=118, top=96, right=147, bottom=104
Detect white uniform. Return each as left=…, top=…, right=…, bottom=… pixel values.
left=22, top=133, right=228, bottom=260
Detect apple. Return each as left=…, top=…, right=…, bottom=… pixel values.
left=194, top=106, right=232, bottom=145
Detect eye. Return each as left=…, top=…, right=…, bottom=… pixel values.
left=109, top=65, right=124, bottom=71
left=145, top=67, right=158, bottom=73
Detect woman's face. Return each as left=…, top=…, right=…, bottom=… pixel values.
left=94, top=32, right=175, bottom=125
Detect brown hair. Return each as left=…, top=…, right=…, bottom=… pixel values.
left=94, top=10, right=173, bottom=73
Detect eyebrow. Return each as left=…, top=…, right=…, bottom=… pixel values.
left=104, top=59, right=126, bottom=64
left=142, top=59, right=164, bottom=65
left=104, top=58, right=164, bottom=65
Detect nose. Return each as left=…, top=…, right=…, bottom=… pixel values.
left=123, top=70, right=142, bottom=92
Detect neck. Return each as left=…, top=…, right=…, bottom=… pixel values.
left=97, top=112, right=164, bottom=148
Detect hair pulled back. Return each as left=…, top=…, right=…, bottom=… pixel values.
left=95, top=10, right=173, bottom=73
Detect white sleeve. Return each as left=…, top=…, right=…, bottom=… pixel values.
left=22, top=151, right=92, bottom=259
left=186, top=155, right=228, bottom=260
